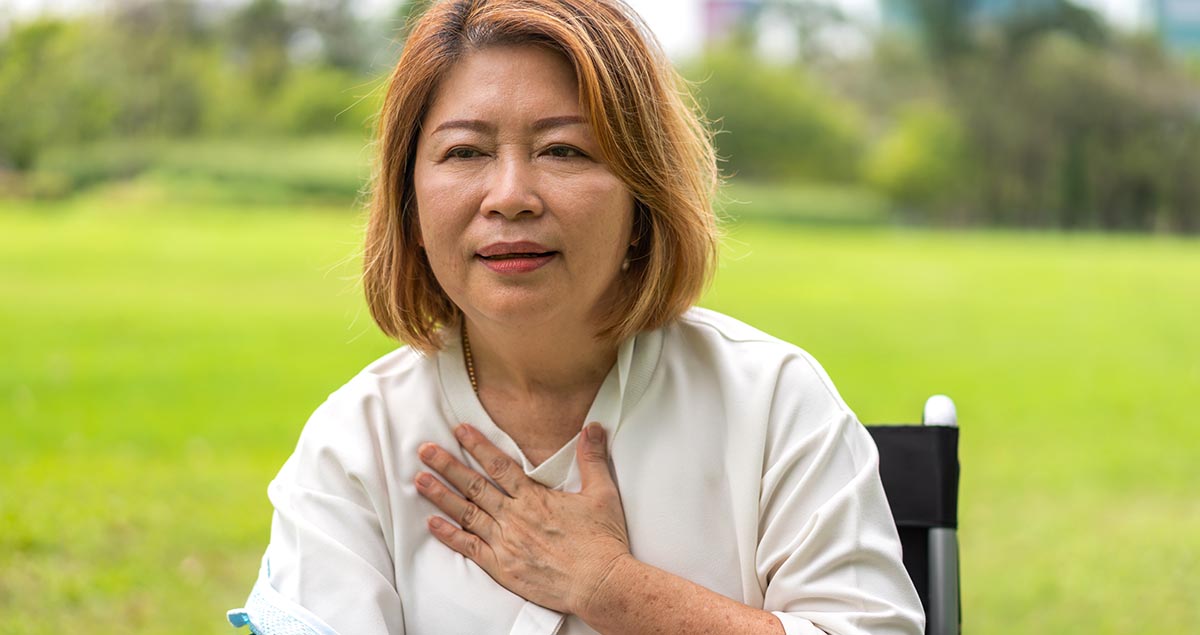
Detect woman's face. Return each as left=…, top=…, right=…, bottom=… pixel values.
left=413, top=44, right=635, bottom=333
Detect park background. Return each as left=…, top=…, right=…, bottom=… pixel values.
left=1, top=0, right=1198, bottom=633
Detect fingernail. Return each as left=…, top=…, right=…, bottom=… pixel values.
left=419, top=444, right=436, bottom=460
left=586, top=424, right=604, bottom=443
left=429, top=516, right=445, bottom=530
left=455, top=424, right=471, bottom=440
left=416, top=473, right=433, bottom=487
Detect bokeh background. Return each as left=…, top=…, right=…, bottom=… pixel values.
left=2, top=0, right=1198, bottom=633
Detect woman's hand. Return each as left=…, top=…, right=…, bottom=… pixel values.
left=414, top=423, right=631, bottom=616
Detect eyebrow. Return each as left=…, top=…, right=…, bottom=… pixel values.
left=430, top=115, right=586, bottom=135
left=431, top=119, right=492, bottom=134
left=531, top=115, right=586, bottom=131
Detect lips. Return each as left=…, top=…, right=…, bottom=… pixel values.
left=476, top=241, right=558, bottom=274
left=480, top=252, right=555, bottom=260
left=477, top=241, right=556, bottom=258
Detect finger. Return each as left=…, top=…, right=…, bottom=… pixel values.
left=455, top=424, right=529, bottom=496
left=419, top=442, right=508, bottom=514
left=415, top=471, right=498, bottom=541
left=577, top=423, right=616, bottom=494
left=428, top=515, right=498, bottom=570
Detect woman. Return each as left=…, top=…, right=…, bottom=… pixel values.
left=228, top=1, right=924, bottom=634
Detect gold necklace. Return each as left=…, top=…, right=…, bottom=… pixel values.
left=461, top=321, right=478, bottom=394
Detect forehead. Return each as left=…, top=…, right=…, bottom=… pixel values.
left=423, top=44, right=583, bottom=127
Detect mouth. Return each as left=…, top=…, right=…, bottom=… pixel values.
left=478, top=251, right=558, bottom=261
left=477, top=241, right=556, bottom=258
left=475, top=243, right=559, bottom=274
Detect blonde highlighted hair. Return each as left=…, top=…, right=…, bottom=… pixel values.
left=364, top=0, right=719, bottom=354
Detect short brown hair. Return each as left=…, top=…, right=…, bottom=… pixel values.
left=363, top=0, right=719, bottom=354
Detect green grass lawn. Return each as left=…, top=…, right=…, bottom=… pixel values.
left=2, top=176, right=1198, bottom=634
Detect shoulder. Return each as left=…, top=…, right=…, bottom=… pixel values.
left=672, top=311, right=880, bottom=495
left=307, top=344, right=435, bottom=433
left=281, top=345, right=442, bottom=488
left=669, top=307, right=855, bottom=418
left=674, top=306, right=813, bottom=362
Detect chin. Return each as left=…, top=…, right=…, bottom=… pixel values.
left=465, top=292, right=570, bottom=328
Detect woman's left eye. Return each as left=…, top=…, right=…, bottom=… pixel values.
left=446, top=147, right=482, bottom=159
left=545, top=145, right=585, bottom=159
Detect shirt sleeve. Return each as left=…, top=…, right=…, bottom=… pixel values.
left=244, top=386, right=406, bottom=635
left=757, top=359, right=925, bottom=635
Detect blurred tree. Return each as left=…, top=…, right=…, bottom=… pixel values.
left=228, top=0, right=293, bottom=94
left=877, top=0, right=1200, bottom=232
left=899, top=0, right=978, bottom=66
left=0, top=20, right=119, bottom=170
left=892, top=32, right=1200, bottom=232
left=103, top=0, right=213, bottom=136
left=864, top=101, right=974, bottom=223
left=989, top=35, right=1163, bottom=229
left=686, top=49, right=864, bottom=182
left=269, top=66, right=381, bottom=134
left=293, top=0, right=371, bottom=72
left=893, top=0, right=1108, bottom=66
left=999, top=0, right=1107, bottom=54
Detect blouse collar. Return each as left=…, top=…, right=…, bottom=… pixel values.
left=436, top=324, right=663, bottom=490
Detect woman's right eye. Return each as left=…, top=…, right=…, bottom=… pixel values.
left=446, top=147, right=482, bottom=159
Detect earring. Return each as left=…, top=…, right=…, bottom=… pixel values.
left=621, top=256, right=631, bottom=272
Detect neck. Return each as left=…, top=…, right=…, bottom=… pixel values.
left=461, top=316, right=618, bottom=399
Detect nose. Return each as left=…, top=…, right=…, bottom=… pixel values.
left=480, top=154, right=543, bottom=220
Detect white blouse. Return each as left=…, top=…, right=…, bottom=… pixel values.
left=229, top=308, right=924, bottom=635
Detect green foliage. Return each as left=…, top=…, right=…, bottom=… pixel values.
left=685, top=50, right=865, bottom=182
left=30, top=137, right=371, bottom=203
left=227, top=0, right=292, bottom=93
left=25, top=141, right=160, bottom=197
left=0, top=20, right=120, bottom=170
left=888, top=0, right=1109, bottom=66
left=0, top=3, right=391, bottom=172
left=198, top=65, right=383, bottom=137
left=3, top=1, right=1199, bottom=233
left=949, top=33, right=1200, bottom=231
left=91, top=2, right=217, bottom=138
left=864, top=100, right=973, bottom=221
left=268, top=68, right=382, bottom=135
left=866, top=2, right=1200, bottom=231
left=996, top=0, right=1108, bottom=53
left=893, top=0, right=978, bottom=63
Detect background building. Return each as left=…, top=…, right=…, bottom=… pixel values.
left=1154, top=0, right=1200, bottom=53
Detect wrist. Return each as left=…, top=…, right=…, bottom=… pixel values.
left=573, top=551, right=639, bottom=623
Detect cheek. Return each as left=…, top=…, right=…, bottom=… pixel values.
left=586, top=184, right=635, bottom=253
left=413, top=202, right=453, bottom=276
left=415, top=213, right=455, bottom=268
left=414, top=176, right=470, bottom=249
